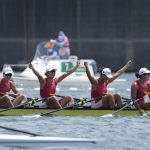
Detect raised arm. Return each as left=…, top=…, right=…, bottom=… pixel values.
left=84, top=62, right=98, bottom=86
left=108, top=60, right=132, bottom=83
left=29, top=63, right=45, bottom=86
left=57, top=60, right=80, bottom=83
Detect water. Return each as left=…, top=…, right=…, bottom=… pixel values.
left=0, top=73, right=149, bottom=150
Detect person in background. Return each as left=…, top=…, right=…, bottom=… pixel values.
left=56, top=31, right=70, bottom=59
left=84, top=60, right=132, bottom=109
left=0, top=67, right=27, bottom=108
left=29, top=60, right=80, bottom=109
left=131, top=68, right=150, bottom=115
left=44, top=39, right=59, bottom=59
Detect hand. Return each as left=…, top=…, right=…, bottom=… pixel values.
left=76, top=60, right=80, bottom=67
left=84, top=62, right=88, bottom=67
left=139, top=109, right=145, bottom=116
left=29, top=63, right=33, bottom=69
left=126, top=60, right=132, bottom=67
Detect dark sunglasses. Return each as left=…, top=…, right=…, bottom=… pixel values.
left=5, top=73, right=12, bottom=77
left=47, top=70, right=56, bottom=73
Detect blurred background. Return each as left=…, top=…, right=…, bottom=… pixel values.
left=0, top=0, right=150, bottom=71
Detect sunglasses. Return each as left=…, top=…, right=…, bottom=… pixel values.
left=5, top=73, right=12, bottom=77
left=47, top=70, right=56, bottom=73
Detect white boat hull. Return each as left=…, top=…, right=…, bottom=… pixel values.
left=0, top=134, right=98, bottom=147
left=3, top=41, right=97, bottom=82
left=20, top=59, right=95, bottom=81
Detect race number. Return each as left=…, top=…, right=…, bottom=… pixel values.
left=61, top=62, right=73, bottom=72
left=61, top=62, right=86, bottom=72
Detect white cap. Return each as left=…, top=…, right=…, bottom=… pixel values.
left=101, top=68, right=112, bottom=79
left=139, top=68, right=150, bottom=76
left=3, top=67, right=14, bottom=75
left=45, top=67, right=57, bottom=73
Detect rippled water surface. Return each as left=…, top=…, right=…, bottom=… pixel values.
left=0, top=73, right=149, bottom=150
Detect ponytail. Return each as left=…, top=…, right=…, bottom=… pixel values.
left=135, top=72, right=140, bottom=78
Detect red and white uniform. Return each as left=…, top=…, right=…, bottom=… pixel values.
left=0, top=79, right=12, bottom=96
left=40, top=78, right=57, bottom=99
left=135, top=80, right=149, bottom=104
left=91, top=80, right=108, bottom=109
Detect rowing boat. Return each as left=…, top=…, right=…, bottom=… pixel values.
left=0, top=134, right=97, bottom=147
left=0, top=107, right=148, bottom=116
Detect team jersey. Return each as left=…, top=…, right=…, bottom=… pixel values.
left=0, top=79, right=12, bottom=96
left=135, top=80, right=150, bottom=103
left=91, top=80, right=108, bottom=102
left=40, top=78, right=57, bottom=98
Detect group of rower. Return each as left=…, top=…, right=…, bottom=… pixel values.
left=0, top=60, right=150, bottom=115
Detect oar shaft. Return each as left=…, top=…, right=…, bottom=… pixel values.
left=112, top=98, right=140, bottom=115
left=112, top=103, right=131, bottom=115
left=0, top=125, right=40, bottom=136
left=41, top=99, right=93, bottom=116
left=0, top=98, right=42, bottom=113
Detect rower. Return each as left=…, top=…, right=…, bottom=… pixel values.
left=0, top=67, right=27, bottom=108
left=131, top=67, right=150, bottom=115
left=29, top=60, right=80, bottom=109
left=84, top=60, right=132, bottom=109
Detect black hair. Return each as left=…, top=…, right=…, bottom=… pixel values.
left=135, top=72, right=140, bottom=78
left=98, top=67, right=104, bottom=75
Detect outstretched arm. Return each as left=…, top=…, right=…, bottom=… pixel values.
left=108, top=60, right=132, bottom=83
left=57, top=60, right=80, bottom=83
left=29, top=63, right=45, bottom=87
left=84, top=62, right=98, bottom=86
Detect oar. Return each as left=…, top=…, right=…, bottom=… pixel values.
left=41, top=98, right=93, bottom=116
left=0, top=97, right=43, bottom=113
left=0, top=125, right=40, bottom=136
left=101, top=98, right=140, bottom=117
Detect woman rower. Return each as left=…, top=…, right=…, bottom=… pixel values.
left=29, top=60, right=80, bottom=109
left=84, top=60, right=132, bottom=109
left=0, top=67, right=27, bottom=108
left=131, top=67, right=150, bottom=115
